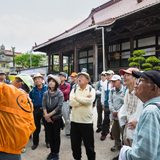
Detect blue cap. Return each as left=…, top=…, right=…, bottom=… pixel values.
left=81, top=68, right=87, bottom=72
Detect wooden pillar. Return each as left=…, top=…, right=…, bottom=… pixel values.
left=59, top=52, right=63, bottom=72
left=74, top=45, right=78, bottom=72
left=48, top=54, right=51, bottom=74
left=130, top=34, right=134, bottom=56
left=68, top=56, right=71, bottom=75
left=51, top=55, right=54, bottom=73
left=93, top=38, right=98, bottom=82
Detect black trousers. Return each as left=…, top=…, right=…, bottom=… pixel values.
left=101, top=107, right=110, bottom=136
left=45, top=119, right=62, bottom=153
left=33, top=107, right=49, bottom=145
left=96, top=97, right=102, bottom=130
left=71, top=122, right=96, bottom=160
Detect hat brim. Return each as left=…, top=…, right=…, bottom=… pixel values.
left=119, top=69, right=132, bottom=75
left=78, top=73, right=91, bottom=82
left=132, top=71, right=149, bottom=79
left=47, top=75, right=60, bottom=85
left=9, top=75, right=16, bottom=82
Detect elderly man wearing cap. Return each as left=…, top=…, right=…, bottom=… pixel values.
left=0, top=74, right=35, bottom=160
left=70, top=72, right=96, bottom=160
left=119, top=70, right=160, bottom=160
left=69, top=72, right=77, bottom=93
left=108, top=75, right=125, bottom=152
left=59, top=72, right=71, bottom=137
left=95, top=71, right=107, bottom=133
left=118, top=68, right=143, bottom=148
left=100, top=70, right=114, bottom=141
left=29, top=73, right=49, bottom=150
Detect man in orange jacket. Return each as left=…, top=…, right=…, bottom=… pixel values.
left=0, top=74, right=36, bottom=160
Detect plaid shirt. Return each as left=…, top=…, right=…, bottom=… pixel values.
left=126, top=97, right=160, bottom=160
left=126, top=91, right=138, bottom=121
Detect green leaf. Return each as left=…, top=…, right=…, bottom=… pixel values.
left=129, top=62, right=139, bottom=67
left=142, top=63, right=153, bottom=67
left=153, top=66, right=160, bottom=71
left=144, top=68, right=152, bottom=71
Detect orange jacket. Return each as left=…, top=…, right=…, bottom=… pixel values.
left=0, top=83, right=36, bottom=154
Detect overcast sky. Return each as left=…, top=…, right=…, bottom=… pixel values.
left=0, top=0, right=109, bottom=53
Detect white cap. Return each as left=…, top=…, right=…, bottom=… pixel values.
left=33, top=73, right=44, bottom=80
left=106, top=70, right=114, bottom=75
left=101, top=71, right=107, bottom=75
left=110, top=75, right=121, bottom=81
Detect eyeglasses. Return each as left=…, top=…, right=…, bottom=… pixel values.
left=122, top=73, right=132, bottom=78
left=136, top=78, right=154, bottom=85
left=101, top=74, right=106, bottom=77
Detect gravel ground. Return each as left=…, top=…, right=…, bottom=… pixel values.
left=21, top=107, right=120, bottom=160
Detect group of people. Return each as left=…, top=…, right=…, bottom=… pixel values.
left=0, top=67, right=160, bottom=160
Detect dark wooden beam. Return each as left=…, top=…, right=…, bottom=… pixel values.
left=93, top=38, right=98, bottom=82
left=68, top=56, right=71, bottom=76
left=59, top=52, right=63, bottom=72
left=51, top=55, right=54, bottom=72
left=48, top=55, right=51, bottom=74
left=105, top=39, right=109, bottom=70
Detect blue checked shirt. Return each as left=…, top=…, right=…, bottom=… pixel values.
left=126, top=97, right=160, bottom=160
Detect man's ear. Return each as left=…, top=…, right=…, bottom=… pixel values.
left=18, top=82, right=22, bottom=89
left=150, top=84, right=157, bottom=93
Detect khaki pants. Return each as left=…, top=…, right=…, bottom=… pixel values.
left=111, top=120, right=123, bottom=148
left=123, top=125, right=133, bottom=147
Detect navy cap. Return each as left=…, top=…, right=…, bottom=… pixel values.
left=132, top=70, right=160, bottom=88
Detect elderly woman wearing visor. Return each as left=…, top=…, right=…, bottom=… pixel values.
left=42, top=74, right=64, bottom=160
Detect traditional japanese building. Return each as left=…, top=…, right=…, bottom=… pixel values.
left=32, top=0, right=160, bottom=82
left=0, top=45, right=21, bottom=72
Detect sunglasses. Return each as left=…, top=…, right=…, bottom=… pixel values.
left=101, top=74, right=106, bottom=77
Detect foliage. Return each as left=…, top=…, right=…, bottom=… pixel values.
left=14, top=52, right=43, bottom=68
left=128, top=50, right=146, bottom=69
left=142, top=56, right=160, bottom=71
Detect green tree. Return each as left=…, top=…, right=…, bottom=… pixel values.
left=128, top=50, right=146, bottom=69
left=142, top=56, right=160, bottom=71
left=14, top=52, right=43, bottom=68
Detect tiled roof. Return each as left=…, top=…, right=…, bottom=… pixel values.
left=0, top=49, right=21, bottom=56
left=33, top=0, right=160, bottom=51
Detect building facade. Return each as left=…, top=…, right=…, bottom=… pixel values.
left=33, top=0, right=160, bottom=82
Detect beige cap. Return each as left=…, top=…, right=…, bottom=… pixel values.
left=33, top=73, right=44, bottom=80
left=77, top=72, right=91, bottom=82
left=47, top=74, right=61, bottom=85
left=39, top=70, right=45, bottom=75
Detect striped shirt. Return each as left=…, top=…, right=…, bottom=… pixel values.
left=126, top=97, right=160, bottom=160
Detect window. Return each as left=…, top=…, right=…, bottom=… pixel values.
left=88, top=57, right=93, bottom=63
left=88, top=50, right=93, bottom=56
left=138, top=36, right=155, bottom=47
left=1, top=64, right=5, bottom=68
left=109, top=44, right=120, bottom=52
left=141, top=47, right=155, bottom=56
left=122, top=51, right=130, bottom=59
left=122, top=59, right=129, bottom=67
left=109, top=61, right=119, bottom=68
left=158, top=36, right=160, bottom=45
left=79, top=51, right=87, bottom=58
left=79, top=64, right=87, bottom=70
left=89, top=63, right=93, bottom=69
left=79, top=58, right=87, bottom=64
left=122, top=42, right=130, bottom=50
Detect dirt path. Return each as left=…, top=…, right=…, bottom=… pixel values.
left=21, top=107, right=119, bottom=160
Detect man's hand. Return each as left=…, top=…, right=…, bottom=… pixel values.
left=126, top=119, right=138, bottom=130
left=113, top=111, right=118, bottom=118
left=86, top=95, right=92, bottom=98
left=102, top=105, right=105, bottom=111
left=74, top=97, right=77, bottom=101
